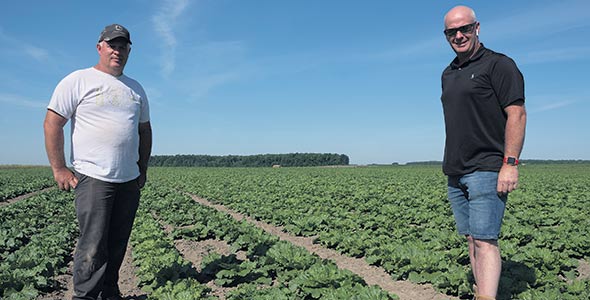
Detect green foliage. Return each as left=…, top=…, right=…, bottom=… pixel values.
left=149, top=278, right=214, bottom=300
left=149, top=153, right=350, bottom=167
left=225, top=283, right=296, bottom=300
left=265, top=241, right=320, bottom=271
left=140, top=182, right=397, bottom=299
left=0, top=189, right=76, bottom=298
left=0, top=167, right=54, bottom=201
left=130, top=207, right=199, bottom=292
left=322, top=285, right=399, bottom=300
left=2, top=284, right=39, bottom=300
left=289, top=262, right=365, bottom=299
left=146, top=163, right=590, bottom=299
left=5, top=164, right=588, bottom=299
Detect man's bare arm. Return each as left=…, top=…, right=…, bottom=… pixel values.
left=44, top=109, right=77, bottom=190
left=137, top=121, right=152, bottom=188
left=497, top=103, right=526, bottom=194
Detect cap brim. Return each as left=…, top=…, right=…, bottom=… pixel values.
left=102, top=34, right=132, bottom=44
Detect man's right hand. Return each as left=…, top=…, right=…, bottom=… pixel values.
left=53, top=167, right=78, bottom=191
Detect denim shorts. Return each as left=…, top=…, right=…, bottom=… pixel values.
left=447, top=171, right=507, bottom=240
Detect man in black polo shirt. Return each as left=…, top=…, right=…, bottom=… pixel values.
left=441, top=5, right=527, bottom=300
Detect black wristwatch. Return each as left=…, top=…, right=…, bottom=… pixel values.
left=503, top=156, right=519, bottom=166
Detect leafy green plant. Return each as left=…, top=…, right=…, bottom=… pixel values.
left=149, top=278, right=215, bottom=300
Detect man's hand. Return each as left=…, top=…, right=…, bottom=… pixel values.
left=53, top=167, right=78, bottom=191
left=137, top=173, right=147, bottom=189
left=498, top=103, right=526, bottom=195
left=497, top=164, right=519, bottom=194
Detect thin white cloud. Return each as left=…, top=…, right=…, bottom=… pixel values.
left=192, top=41, right=245, bottom=62
left=152, top=0, right=190, bottom=77
left=23, top=45, right=50, bottom=62
left=0, top=26, right=51, bottom=63
left=178, top=40, right=247, bottom=73
left=187, top=71, right=243, bottom=101
left=518, top=46, right=590, bottom=65
left=483, top=0, right=590, bottom=41
left=532, top=101, right=575, bottom=113
left=179, top=51, right=329, bottom=102
left=528, top=97, right=578, bottom=113
left=0, top=93, right=46, bottom=109
left=373, top=37, right=447, bottom=61
left=143, top=86, right=163, bottom=107
left=376, top=0, right=590, bottom=63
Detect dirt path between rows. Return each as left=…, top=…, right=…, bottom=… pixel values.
left=24, top=187, right=590, bottom=299
left=35, top=191, right=454, bottom=299
left=38, top=245, right=146, bottom=300
left=189, top=194, right=458, bottom=300
left=0, top=187, right=54, bottom=207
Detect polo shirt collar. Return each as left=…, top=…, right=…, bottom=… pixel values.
left=450, top=43, right=487, bottom=69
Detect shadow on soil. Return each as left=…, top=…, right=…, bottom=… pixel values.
left=497, top=260, right=536, bottom=300
left=458, top=259, right=536, bottom=299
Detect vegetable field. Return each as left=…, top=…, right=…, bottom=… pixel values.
left=1, top=164, right=589, bottom=299
left=0, top=167, right=54, bottom=202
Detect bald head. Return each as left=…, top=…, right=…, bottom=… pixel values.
left=444, top=5, right=477, bottom=28
left=443, top=5, right=481, bottom=62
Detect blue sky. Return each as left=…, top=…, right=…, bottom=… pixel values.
left=1, top=0, right=589, bottom=165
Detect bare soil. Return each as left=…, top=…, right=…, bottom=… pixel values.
left=0, top=187, right=54, bottom=207
left=578, top=258, right=590, bottom=280
left=23, top=188, right=590, bottom=299
left=189, top=194, right=457, bottom=300
left=37, top=245, right=146, bottom=300
left=37, top=193, right=457, bottom=300
left=174, top=239, right=248, bottom=299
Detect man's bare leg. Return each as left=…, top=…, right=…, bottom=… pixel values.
left=473, top=239, right=501, bottom=298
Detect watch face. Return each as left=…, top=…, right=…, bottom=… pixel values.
left=507, top=157, right=517, bottom=165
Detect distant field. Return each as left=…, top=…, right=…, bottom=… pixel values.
left=0, top=166, right=54, bottom=202
left=1, top=164, right=589, bottom=299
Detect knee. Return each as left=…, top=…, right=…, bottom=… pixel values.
left=473, top=238, right=498, bottom=251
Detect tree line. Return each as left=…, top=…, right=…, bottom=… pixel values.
left=149, top=153, right=350, bottom=167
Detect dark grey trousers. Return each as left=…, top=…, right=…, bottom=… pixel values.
left=72, top=173, right=140, bottom=300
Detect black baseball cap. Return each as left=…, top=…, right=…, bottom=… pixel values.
left=98, top=24, right=132, bottom=44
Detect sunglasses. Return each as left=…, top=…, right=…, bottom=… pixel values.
left=444, top=22, right=477, bottom=37
left=105, top=41, right=131, bottom=52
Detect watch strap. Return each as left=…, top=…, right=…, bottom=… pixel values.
left=503, top=156, right=519, bottom=166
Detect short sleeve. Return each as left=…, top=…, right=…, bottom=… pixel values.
left=490, top=56, right=525, bottom=108
left=135, top=84, right=150, bottom=123
left=139, top=93, right=150, bottom=123
left=47, top=71, right=82, bottom=119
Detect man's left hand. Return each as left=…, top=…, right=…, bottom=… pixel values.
left=137, top=173, right=147, bottom=189
left=497, top=164, right=519, bottom=194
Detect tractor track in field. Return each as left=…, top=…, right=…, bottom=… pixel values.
left=188, top=193, right=459, bottom=300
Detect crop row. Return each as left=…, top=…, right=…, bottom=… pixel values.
left=2, top=164, right=588, bottom=299
left=0, top=170, right=398, bottom=299
left=0, top=167, right=54, bottom=202
left=129, top=203, right=217, bottom=299
left=0, top=170, right=396, bottom=299
left=139, top=183, right=399, bottom=299
left=0, top=189, right=77, bottom=299
left=147, top=164, right=590, bottom=299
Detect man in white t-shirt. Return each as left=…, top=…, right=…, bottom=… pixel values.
left=44, top=24, right=152, bottom=300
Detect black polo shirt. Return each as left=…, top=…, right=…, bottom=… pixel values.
left=441, top=45, right=524, bottom=176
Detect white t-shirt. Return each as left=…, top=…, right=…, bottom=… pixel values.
left=48, top=67, right=150, bottom=183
